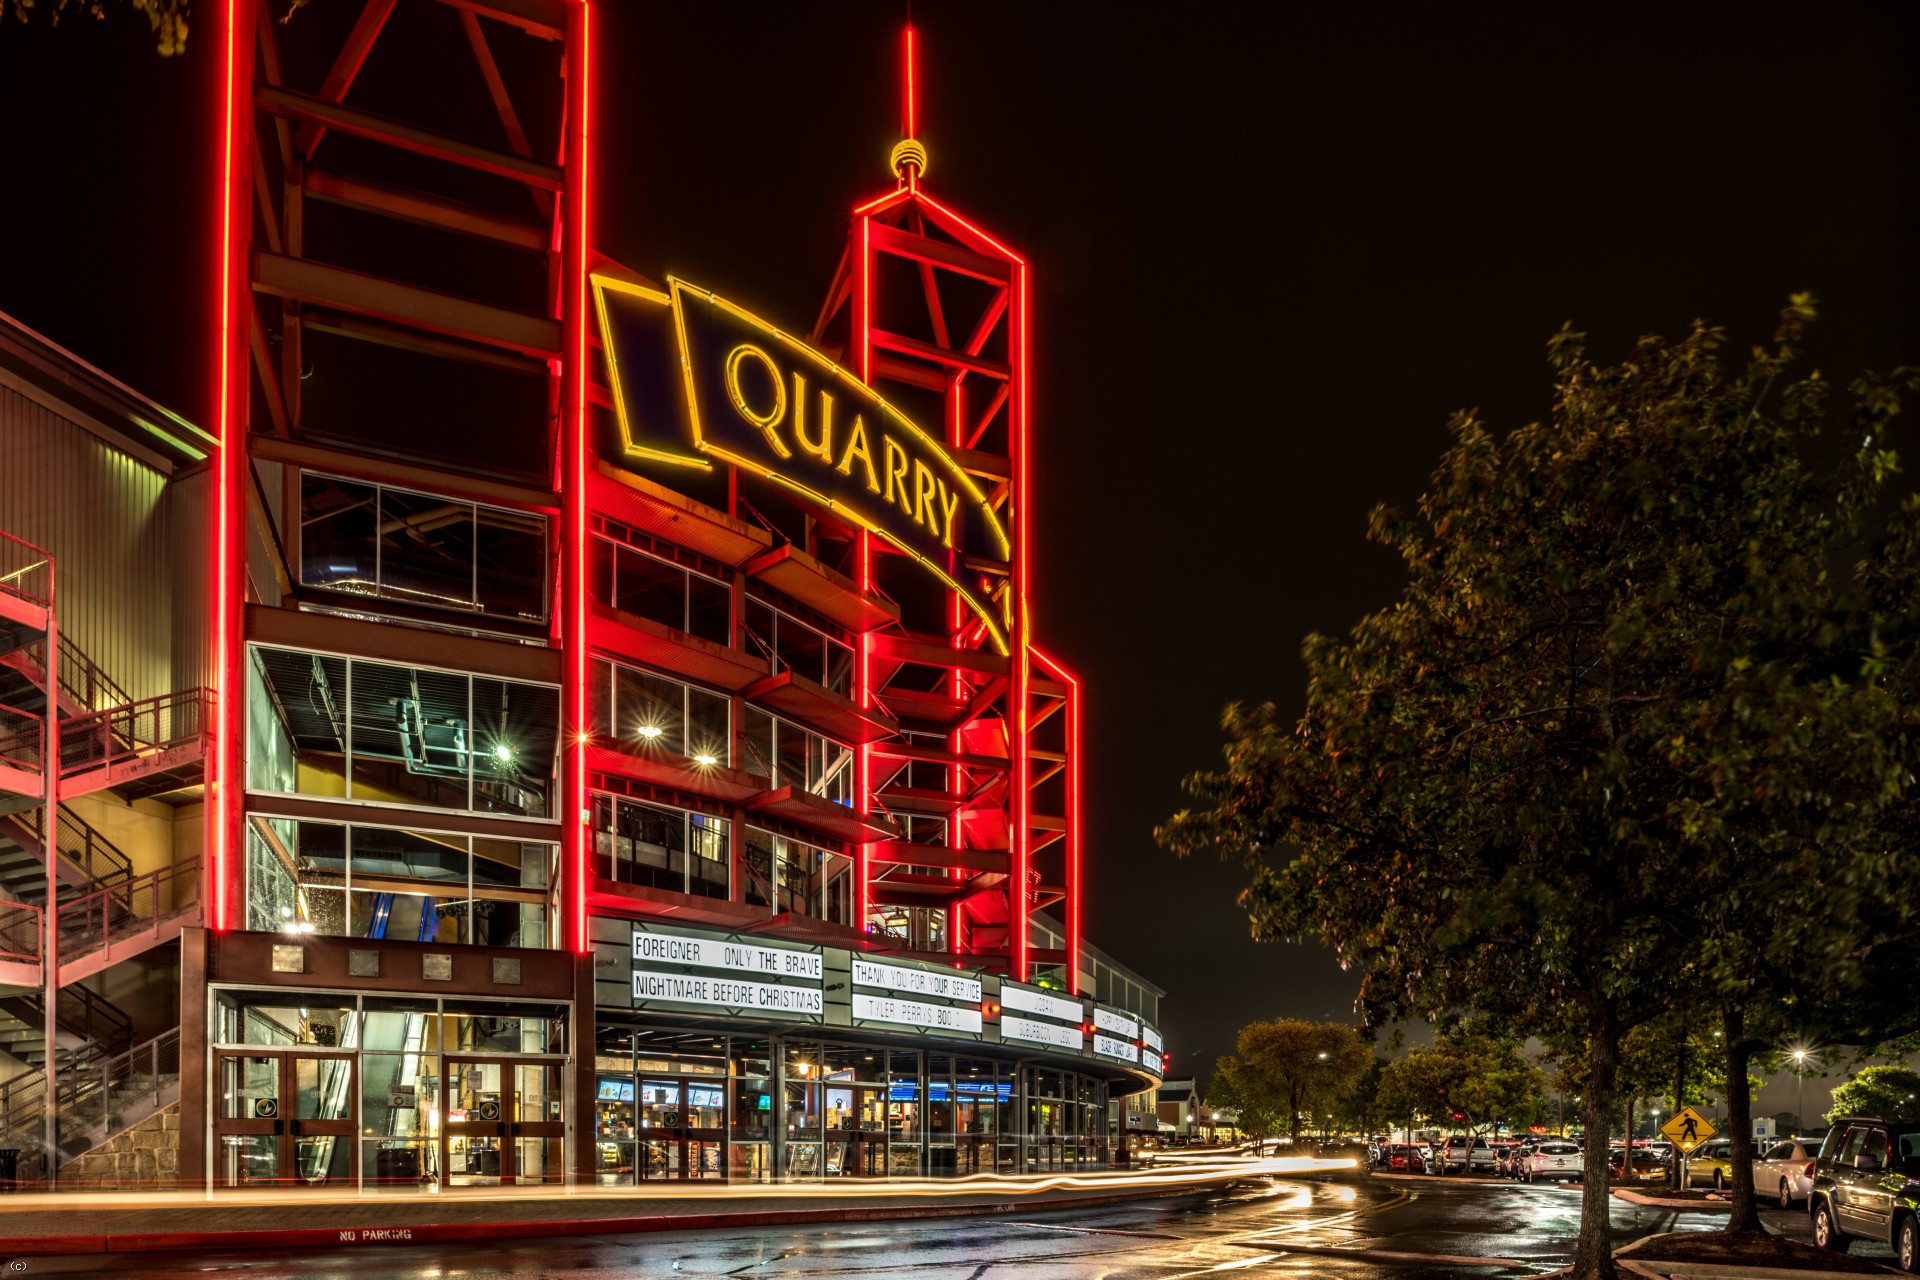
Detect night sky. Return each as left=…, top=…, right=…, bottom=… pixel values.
left=4, top=1, right=1918, bottom=1091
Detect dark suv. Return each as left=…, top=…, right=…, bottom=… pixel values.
left=1808, top=1115, right=1920, bottom=1271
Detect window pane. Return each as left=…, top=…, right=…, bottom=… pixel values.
left=349, top=659, right=471, bottom=810
left=249, top=647, right=348, bottom=797
left=824, top=639, right=853, bottom=696
left=689, top=813, right=729, bottom=900
left=473, top=505, right=546, bottom=622
left=776, top=720, right=807, bottom=791
left=743, top=829, right=775, bottom=907
left=378, top=487, right=477, bottom=610
left=774, top=614, right=828, bottom=685
left=590, top=658, right=614, bottom=736
left=687, top=687, right=730, bottom=767
left=739, top=706, right=774, bottom=779
left=687, top=572, right=731, bottom=646
left=619, top=668, right=685, bottom=756
left=473, top=677, right=559, bottom=819
left=589, top=535, right=615, bottom=610
left=614, top=546, right=686, bottom=631
left=300, top=474, right=381, bottom=596
left=353, top=826, right=470, bottom=887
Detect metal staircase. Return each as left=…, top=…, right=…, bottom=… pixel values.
left=0, top=529, right=202, bottom=1185
left=0, top=1028, right=180, bottom=1183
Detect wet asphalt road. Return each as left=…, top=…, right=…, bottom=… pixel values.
left=14, top=1175, right=1849, bottom=1279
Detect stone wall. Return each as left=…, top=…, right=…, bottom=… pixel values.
left=59, top=1100, right=178, bottom=1186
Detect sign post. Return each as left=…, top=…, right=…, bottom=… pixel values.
left=1659, top=1106, right=1716, bottom=1192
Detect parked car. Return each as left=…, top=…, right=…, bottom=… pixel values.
left=1522, top=1140, right=1584, bottom=1184
left=1380, top=1143, right=1423, bottom=1172
left=1757, top=1138, right=1821, bottom=1208
left=1491, top=1142, right=1524, bottom=1177
left=1610, top=1147, right=1666, bottom=1182
left=1437, top=1136, right=1497, bottom=1174
left=1808, top=1116, right=1920, bottom=1271
left=1687, top=1137, right=1737, bottom=1190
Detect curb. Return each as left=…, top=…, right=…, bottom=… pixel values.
left=3, top=1181, right=1244, bottom=1258
left=1613, top=1230, right=1903, bottom=1278
left=1613, top=1187, right=1733, bottom=1210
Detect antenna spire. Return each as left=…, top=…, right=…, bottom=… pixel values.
left=889, top=25, right=927, bottom=187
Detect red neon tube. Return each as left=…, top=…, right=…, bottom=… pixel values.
left=564, top=0, right=594, bottom=954
left=209, top=0, right=252, bottom=931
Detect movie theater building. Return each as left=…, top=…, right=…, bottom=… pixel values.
left=0, top=2, right=1167, bottom=1189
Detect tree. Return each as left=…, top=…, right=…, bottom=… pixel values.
left=1159, top=302, right=1920, bottom=1278
left=1205, top=1019, right=1370, bottom=1141
left=0, top=0, right=191, bottom=55
left=1826, top=1066, right=1920, bottom=1122
left=1377, top=1034, right=1546, bottom=1142
left=1333, top=1056, right=1390, bottom=1137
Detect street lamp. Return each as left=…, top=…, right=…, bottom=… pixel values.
left=1793, top=1050, right=1807, bottom=1133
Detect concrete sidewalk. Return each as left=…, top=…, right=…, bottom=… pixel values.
left=0, top=1170, right=1257, bottom=1256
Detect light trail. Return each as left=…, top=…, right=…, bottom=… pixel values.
left=0, top=1158, right=1347, bottom=1212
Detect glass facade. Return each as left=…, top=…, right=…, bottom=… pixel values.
left=211, top=990, right=567, bottom=1190
left=244, top=816, right=556, bottom=948
left=591, top=1022, right=1114, bottom=1183
left=590, top=794, right=730, bottom=900
left=299, top=472, right=548, bottom=625
left=589, top=657, right=730, bottom=765
left=246, top=644, right=561, bottom=820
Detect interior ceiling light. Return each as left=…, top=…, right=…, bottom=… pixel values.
left=637, top=725, right=664, bottom=740
left=692, top=752, right=719, bottom=766
left=493, top=743, right=516, bottom=762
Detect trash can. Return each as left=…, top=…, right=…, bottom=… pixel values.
left=0, top=1149, right=19, bottom=1192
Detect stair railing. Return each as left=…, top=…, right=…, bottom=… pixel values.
left=0, top=702, right=42, bottom=777
left=0, top=898, right=40, bottom=963
left=52, top=807, right=135, bottom=888
left=53, top=984, right=134, bottom=1058
left=0, top=531, right=51, bottom=610
left=59, top=688, right=210, bottom=778
left=0, top=1028, right=182, bottom=1185
left=58, top=1027, right=181, bottom=1153
left=59, top=857, right=199, bottom=965
left=56, top=633, right=134, bottom=716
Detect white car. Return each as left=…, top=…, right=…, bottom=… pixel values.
left=1522, top=1140, right=1584, bottom=1183
left=1756, top=1138, right=1820, bottom=1208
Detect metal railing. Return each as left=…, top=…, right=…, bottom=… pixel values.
left=59, top=688, right=209, bottom=778
left=51, top=806, right=135, bottom=888
left=0, top=530, right=51, bottom=610
left=0, top=898, right=40, bottom=963
left=60, top=857, right=199, bottom=965
left=0, top=1028, right=181, bottom=1185
left=0, top=702, right=41, bottom=776
left=57, top=633, right=133, bottom=716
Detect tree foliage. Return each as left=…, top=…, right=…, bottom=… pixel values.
left=1376, top=1033, right=1545, bottom=1136
left=1, top=0, right=191, bottom=55
left=1159, top=300, right=1920, bottom=1277
left=1205, top=1019, right=1371, bottom=1141
left=1826, top=1065, right=1920, bottom=1122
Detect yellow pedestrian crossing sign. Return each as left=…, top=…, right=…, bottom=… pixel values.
left=1660, top=1106, right=1716, bottom=1153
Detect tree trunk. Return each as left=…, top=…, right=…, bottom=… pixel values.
left=1572, top=1007, right=1622, bottom=1280
left=1722, top=1004, right=1762, bottom=1233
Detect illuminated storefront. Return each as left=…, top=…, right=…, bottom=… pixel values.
left=0, top=5, right=1162, bottom=1189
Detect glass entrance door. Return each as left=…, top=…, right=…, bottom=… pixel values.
left=443, top=1057, right=566, bottom=1185
left=634, top=1078, right=727, bottom=1180
left=214, top=1051, right=357, bottom=1187
left=823, top=1084, right=887, bottom=1177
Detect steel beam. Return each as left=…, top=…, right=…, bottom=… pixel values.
left=303, top=167, right=548, bottom=250
left=251, top=250, right=561, bottom=358
left=255, top=84, right=564, bottom=190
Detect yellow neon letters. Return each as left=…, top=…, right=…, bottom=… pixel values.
left=792, top=373, right=835, bottom=463
left=836, top=414, right=881, bottom=495
left=724, top=344, right=790, bottom=459
left=882, top=436, right=912, bottom=515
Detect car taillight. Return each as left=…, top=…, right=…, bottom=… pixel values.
left=1804, top=1160, right=1816, bottom=1179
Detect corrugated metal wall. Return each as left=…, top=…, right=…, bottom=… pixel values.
left=0, top=381, right=204, bottom=704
